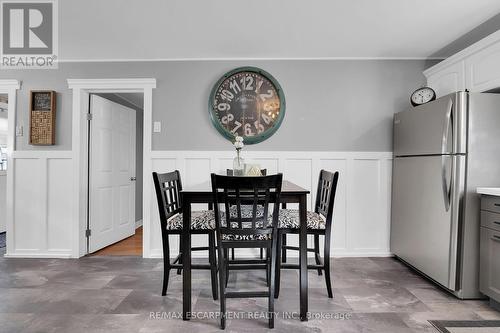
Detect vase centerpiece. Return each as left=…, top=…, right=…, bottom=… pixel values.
left=232, top=136, right=245, bottom=176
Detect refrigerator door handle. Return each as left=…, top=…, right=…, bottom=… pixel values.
left=441, top=101, right=453, bottom=212
left=441, top=155, right=452, bottom=212
left=441, top=99, right=453, bottom=155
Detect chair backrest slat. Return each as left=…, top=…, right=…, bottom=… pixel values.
left=152, top=171, right=183, bottom=228
left=211, top=173, right=283, bottom=240
left=314, top=170, right=339, bottom=231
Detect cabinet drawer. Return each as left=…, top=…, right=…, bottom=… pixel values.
left=480, top=227, right=500, bottom=300
left=481, top=211, right=500, bottom=232
left=481, top=196, right=500, bottom=214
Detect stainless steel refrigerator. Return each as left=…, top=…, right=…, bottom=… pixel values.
left=391, top=91, right=500, bottom=299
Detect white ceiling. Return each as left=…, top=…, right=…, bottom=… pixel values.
left=60, top=0, right=500, bottom=60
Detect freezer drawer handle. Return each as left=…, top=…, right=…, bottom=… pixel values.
left=493, top=235, right=500, bottom=242
left=494, top=221, right=500, bottom=225
left=494, top=203, right=500, bottom=207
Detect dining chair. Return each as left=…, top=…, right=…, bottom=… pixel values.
left=152, top=171, right=218, bottom=300
left=211, top=173, right=282, bottom=329
left=226, top=169, right=267, bottom=261
left=275, top=170, right=339, bottom=298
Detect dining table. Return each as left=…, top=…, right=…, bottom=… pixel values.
left=180, top=179, right=310, bottom=321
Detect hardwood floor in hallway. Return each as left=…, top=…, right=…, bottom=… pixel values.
left=92, top=227, right=143, bottom=256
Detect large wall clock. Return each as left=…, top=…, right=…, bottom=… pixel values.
left=208, top=67, right=286, bottom=144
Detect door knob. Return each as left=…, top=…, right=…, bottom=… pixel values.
left=130, top=177, right=137, bottom=181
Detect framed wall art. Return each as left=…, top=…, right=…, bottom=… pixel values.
left=29, top=90, right=56, bottom=145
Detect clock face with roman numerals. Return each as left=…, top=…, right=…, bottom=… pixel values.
left=209, top=67, right=285, bottom=144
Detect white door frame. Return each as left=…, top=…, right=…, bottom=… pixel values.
left=0, top=79, right=20, bottom=255
left=67, top=79, right=156, bottom=258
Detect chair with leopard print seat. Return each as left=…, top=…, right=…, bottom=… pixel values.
left=275, top=169, right=339, bottom=299
left=211, top=173, right=282, bottom=329
left=152, top=171, right=218, bottom=300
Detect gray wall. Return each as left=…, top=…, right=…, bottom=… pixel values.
left=1, top=59, right=428, bottom=152
left=430, top=12, right=500, bottom=59
left=97, top=94, right=143, bottom=223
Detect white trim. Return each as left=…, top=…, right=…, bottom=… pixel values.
left=67, top=78, right=156, bottom=258
left=4, top=252, right=73, bottom=259
left=142, top=87, right=153, bottom=258
left=68, top=78, right=156, bottom=90
left=135, top=219, right=143, bottom=229
left=59, top=57, right=444, bottom=63
left=0, top=80, right=20, bottom=258
left=424, top=29, right=500, bottom=77
left=146, top=250, right=394, bottom=259
left=333, top=252, right=393, bottom=258
left=0, top=80, right=21, bottom=90
left=11, top=151, right=72, bottom=159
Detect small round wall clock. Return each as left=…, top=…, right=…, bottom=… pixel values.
left=410, top=87, right=436, bottom=106
left=208, top=67, right=286, bottom=144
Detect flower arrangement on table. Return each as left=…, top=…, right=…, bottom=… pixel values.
left=232, top=136, right=245, bottom=175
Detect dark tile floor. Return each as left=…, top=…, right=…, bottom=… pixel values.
left=0, top=248, right=498, bottom=333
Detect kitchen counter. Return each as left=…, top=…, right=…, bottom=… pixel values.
left=477, top=187, right=500, bottom=196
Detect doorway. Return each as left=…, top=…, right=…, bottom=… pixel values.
left=87, top=93, right=144, bottom=256
left=67, top=78, right=155, bottom=258
left=0, top=94, right=7, bottom=254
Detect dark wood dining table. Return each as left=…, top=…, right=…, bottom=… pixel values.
left=180, top=179, right=310, bottom=321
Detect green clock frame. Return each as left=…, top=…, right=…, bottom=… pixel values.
left=208, top=66, right=286, bottom=144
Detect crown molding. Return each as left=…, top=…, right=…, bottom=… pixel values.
left=58, top=56, right=445, bottom=63
left=424, top=29, right=500, bottom=77
left=67, top=78, right=156, bottom=90
left=0, top=80, right=21, bottom=90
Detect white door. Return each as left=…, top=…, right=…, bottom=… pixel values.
left=89, top=95, right=136, bottom=253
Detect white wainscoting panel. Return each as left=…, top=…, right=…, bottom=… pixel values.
left=47, top=158, right=73, bottom=252
left=6, top=151, right=73, bottom=258
left=147, top=151, right=393, bottom=258
left=0, top=173, right=6, bottom=233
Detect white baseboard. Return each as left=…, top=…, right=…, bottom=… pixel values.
left=4, top=252, right=73, bottom=259
left=148, top=248, right=394, bottom=259
left=135, top=219, right=143, bottom=229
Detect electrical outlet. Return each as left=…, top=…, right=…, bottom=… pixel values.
left=15, top=125, right=23, bottom=137
left=153, top=121, right=161, bottom=133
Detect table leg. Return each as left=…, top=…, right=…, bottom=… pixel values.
left=299, top=194, right=308, bottom=321
left=182, top=200, right=191, bottom=320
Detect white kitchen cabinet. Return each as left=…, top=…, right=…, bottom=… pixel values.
left=479, top=195, right=500, bottom=308
left=424, top=30, right=500, bottom=95
left=465, top=39, right=500, bottom=92
left=426, top=61, right=465, bottom=97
